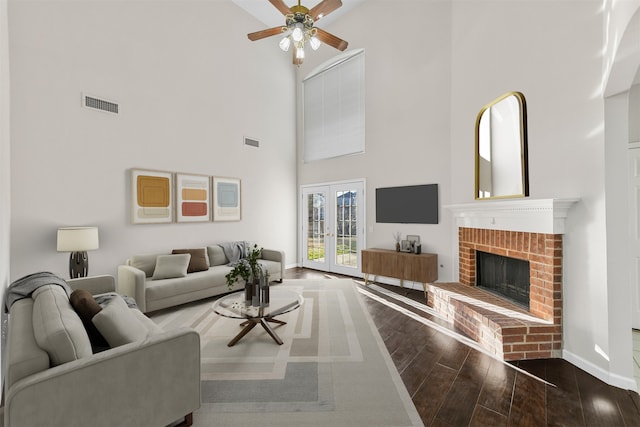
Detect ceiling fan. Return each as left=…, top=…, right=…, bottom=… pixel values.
left=247, top=0, right=349, bottom=65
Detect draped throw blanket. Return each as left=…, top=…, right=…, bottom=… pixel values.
left=5, top=271, right=71, bottom=312
left=219, top=241, right=248, bottom=264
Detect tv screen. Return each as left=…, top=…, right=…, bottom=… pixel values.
left=376, top=184, right=438, bottom=224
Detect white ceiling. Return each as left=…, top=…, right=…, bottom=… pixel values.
left=232, top=0, right=365, bottom=28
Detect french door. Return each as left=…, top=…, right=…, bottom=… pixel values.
left=301, top=181, right=365, bottom=276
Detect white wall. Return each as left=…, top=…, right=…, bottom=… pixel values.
left=8, top=1, right=298, bottom=281
left=296, top=0, right=454, bottom=282
left=604, top=2, right=640, bottom=389
left=1, top=0, right=11, bottom=375
left=631, top=81, right=640, bottom=142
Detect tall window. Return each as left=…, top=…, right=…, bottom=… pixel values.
left=302, top=49, right=365, bottom=163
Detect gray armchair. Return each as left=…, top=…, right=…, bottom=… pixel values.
left=3, top=275, right=200, bottom=427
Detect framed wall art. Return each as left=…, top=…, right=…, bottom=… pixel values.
left=212, top=176, right=241, bottom=221
left=131, top=169, right=174, bottom=224
left=176, top=173, right=210, bottom=223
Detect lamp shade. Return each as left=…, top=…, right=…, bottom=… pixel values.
left=57, top=227, right=99, bottom=252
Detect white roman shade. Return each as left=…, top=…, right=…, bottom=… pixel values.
left=303, top=49, right=365, bottom=163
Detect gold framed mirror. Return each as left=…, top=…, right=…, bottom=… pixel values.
left=475, top=91, right=529, bottom=199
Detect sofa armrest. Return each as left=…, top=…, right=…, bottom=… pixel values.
left=67, top=275, right=116, bottom=295
left=4, top=328, right=201, bottom=427
left=117, top=265, right=147, bottom=312
left=261, top=249, right=285, bottom=282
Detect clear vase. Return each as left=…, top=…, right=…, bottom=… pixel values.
left=244, top=282, right=252, bottom=305
left=261, top=279, right=270, bottom=307
left=251, top=279, right=260, bottom=307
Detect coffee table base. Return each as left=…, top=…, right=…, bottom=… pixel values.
left=227, top=317, right=287, bottom=347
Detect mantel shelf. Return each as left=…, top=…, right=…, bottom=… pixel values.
left=444, top=198, right=580, bottom=234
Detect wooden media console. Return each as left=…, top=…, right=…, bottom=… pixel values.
left=361, top=248, right=438, bottom=298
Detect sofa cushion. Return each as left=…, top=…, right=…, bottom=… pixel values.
left=207, top=245, right=228, bottom=266
left=172, top=248, right=209, bottom=273
left=92, top=296, right=161, bottom=347
left=32, top=285, right=92, bottom=366
left=130, top=253, right=162, bottom=278
left=69, top=289, right=109, bottom=350
left=145, top=267, right=233, bottom=302
left=152, top=254, right=191, bottom=280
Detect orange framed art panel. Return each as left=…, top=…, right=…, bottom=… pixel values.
left=131, top=169, right=174, bottom=224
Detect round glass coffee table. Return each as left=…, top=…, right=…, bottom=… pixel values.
left=212, top=288, right=303, bottom=347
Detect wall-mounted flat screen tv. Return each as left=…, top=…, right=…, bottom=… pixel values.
left=376, top=184, right=438, bottom=224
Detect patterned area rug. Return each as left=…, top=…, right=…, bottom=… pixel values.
left=150, top=279, right=423, bottom=426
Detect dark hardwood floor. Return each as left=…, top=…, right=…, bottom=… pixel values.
left=284, top=268, right=640, bottom=427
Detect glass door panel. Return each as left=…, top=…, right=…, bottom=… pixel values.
left=307, top=191, right=326, bottom=264
left=302, top=186, right=329, bottom=270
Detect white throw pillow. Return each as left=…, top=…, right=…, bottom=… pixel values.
left=32, top=285, right=92, bottom=366
left=92, top=296, right=150, bottom=347
left=151, top=253, right=191, bottom=280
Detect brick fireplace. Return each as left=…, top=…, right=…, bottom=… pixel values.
left=435, top=198, right=578, bottom=361
left=458, top=227, right=562, bottom=322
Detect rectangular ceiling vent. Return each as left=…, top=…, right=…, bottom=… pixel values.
left=244, top=137, right=260, bottom=148
left=82, top=93, right=118, bottom=114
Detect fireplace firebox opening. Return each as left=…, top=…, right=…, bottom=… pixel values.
left=476, top=251, right=530, bottom=309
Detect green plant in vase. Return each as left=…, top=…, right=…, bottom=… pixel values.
left=225, top=244, right=264, bottom=290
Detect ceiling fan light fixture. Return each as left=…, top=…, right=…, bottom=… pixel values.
left=279, top=36, right=291, bottom=51
left=247, top=0, right=348, bottom=66
left=310, top=36, right=321, bottom=50
left=292, top=24, right=304, bottom=42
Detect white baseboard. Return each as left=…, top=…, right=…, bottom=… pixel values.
left=563, top=349, right=638, bottom=391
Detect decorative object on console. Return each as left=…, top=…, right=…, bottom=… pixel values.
left=475, top=91, right=529, bottom=199
left=406, top=235, right=421, bottom=253
left=57, top=226, right=99, bottom=278
left=213, top=176, right=241, bottom=221
left=393, top=232, right=401, bottom=252
left=247, top=0, right=348, bottom=65
left=131, top=168, right=174, bottom=224
left=176, top=173, right=211, bottom=222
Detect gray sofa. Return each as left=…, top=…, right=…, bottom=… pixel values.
left=117, top=244, right=285, bottom=313
left=3, top=275, right=200, bottom=427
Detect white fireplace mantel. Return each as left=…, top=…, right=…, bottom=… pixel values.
left=445, top=198, right=580, bottom=234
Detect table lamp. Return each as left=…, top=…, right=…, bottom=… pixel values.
left=57, top=227, right=99, bottom=278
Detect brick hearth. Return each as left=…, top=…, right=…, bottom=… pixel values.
left=427, top=227, right=563, bottom=361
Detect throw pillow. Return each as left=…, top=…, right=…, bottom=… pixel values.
left=69, top=289, right=109, bottom=351
left=172, top=248, right=209, bottom=273
left=32, top=285, right=93, bottom=366
left=92, top=296, right=150, bottom=347
left=207, top=245, right=228, bottom=266
left=151, top=253, right=191, bottom=280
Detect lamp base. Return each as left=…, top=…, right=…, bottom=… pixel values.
left=69, top=251, right=89, bottom=278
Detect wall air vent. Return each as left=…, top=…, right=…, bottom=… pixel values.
left=244, top=137, right=260, bottom=148
left=82, top=93, right=119, bottom=114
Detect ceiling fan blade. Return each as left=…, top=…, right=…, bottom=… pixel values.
left=247, top=26, right=285, bottom=41
left=315, top=28, right=348, bottom=51
left=309, top=0, right=342, bottom=21
left=269, top=0, right=292, bottom=16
